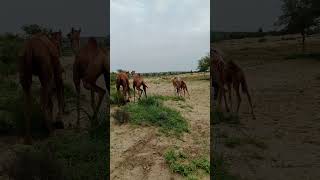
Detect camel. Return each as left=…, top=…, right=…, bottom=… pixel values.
left=18, top=33, right=64, bottom=144
left=67, top=27, right=81, bottom=54
left=116, top=71, right=131, bottom=104
left=73, top=37, right=109, bottom=128
left=180, top=80, right=190, bottom=97
left=211, top=47, right=230, bottom=112
left=225, top=60, right=256, bottom=119
left=171, top=77, right=189, bottom=97
left=131, top=71, right=148, bottom=102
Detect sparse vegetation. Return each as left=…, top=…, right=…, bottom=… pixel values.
left=115, top=96, right=189, bottom=136
left=164, top=148, right=209, bottom=179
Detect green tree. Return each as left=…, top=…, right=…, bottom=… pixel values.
left=21, top=24, right=50, bottom=37
left=197, top=54, right=210, bottom=72
left=276, top=0, right=320, bottom=50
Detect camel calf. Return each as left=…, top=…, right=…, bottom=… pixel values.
left=116, top=71, right=131, bottom=104
left=225, top=60, right=256, bottom=119
left=131, top=71, right=148, bottom=102
left=171, top=77, right=190, bottom=97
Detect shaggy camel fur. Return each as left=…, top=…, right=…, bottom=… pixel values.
left=225, top=60, right=256, bottom=119
left=73, top=37, right=109, bottom=128
left=131, top=71, right=148, bottom=102
left=67, top=27, right=81, bottom=54
left=116, top=71, right=131, bottom=103
left=18, top=33, right=64, bottom=144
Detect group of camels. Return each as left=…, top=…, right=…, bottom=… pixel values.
left=115, top=71, right=190, bottom=104
left=18, top=27, right=109, bottom=144
left=211, top=46, right=255, bottom=119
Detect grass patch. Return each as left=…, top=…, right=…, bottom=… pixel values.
left=154, top=95, right=186, bottom=102
left=285, top=53, right=320, bottom=60
left=116, top=96, right=189, bottom=136
left=212, top=110, right=240, bottom=125
left=213, top=154, right=240, bottom=180
left=5, top=109, right=108, bottom=180
left=164, top=148, right=209, bottom=179
left=224, top=136, right=267, bottom=150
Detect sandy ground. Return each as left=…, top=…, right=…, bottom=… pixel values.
left=110, top=74, right=210, bottom=180
left=213, top=34, right=320, bottom=180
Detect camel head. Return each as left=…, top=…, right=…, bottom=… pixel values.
left=67, top=27, right=81, bottom=53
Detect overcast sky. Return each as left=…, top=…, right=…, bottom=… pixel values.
left=0, top=0, right=109, bottom=36
left=212, top=0, right=282, bottom=32
left=111, top=0, right=210, bottom=73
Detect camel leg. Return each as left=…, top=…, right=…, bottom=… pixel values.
left=222, top=87, right=230, bottom=112
left=143, top=85, right=147, bottom=98
left=227, top=83, right=232, bottom=112
left=234, top=83, right=241, bottom=114
left=22, top=87, right=32, bottom=144
left=245, top=90, right=256, bottom=119
left=74, top=80, right=81, bottom=129
left=133, top=85, right=136, bottom=102
left=84, top=82, right=106, bottom=119
left=40, top=86, right=53, bottom=136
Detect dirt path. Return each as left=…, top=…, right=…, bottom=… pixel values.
left=110, top=74, right=210, bottom=180
left=213, top=36, right=320, bottom=180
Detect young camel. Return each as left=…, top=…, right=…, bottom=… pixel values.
left=180, top=80, right=190, bottom=97
left=67, top=27, right=81, bottom=54
left=131, top=71, right=148, bottom=102
left=18, top=33, right=64, bottom=144
left=171, top=77, right=189, bottom=97
left=225, top=60, right=256, bottom=119
left=116, top=71, right=131, bottom=104
left=73, top=37, right=109, bottom=128
left=211, top=47, right=230, bottom=112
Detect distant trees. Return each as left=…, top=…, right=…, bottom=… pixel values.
left=197, top=54, right=210, bottom=72
left=276, top=0, right=320, bottom=50
left=21, top=24, right=51, bottom=37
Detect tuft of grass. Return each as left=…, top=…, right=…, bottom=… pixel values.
left=164, top=148, right=209, bottom=179
left=212, top=110, right=240, bottom=125
left=285, top=53, right=320, bottom=60
left=116, top=96, right=189, bottom=136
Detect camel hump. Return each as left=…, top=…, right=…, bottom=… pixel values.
left=32, top=35, right=59, bottom=57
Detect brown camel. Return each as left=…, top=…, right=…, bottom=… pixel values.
left=171, top=77, right=188, bottom=97
left=67, top=27, right=81, bottom=54
left=211, top=47, right=230, bottom=112
left=73, top=37, right=109, bottom=128
left=116, top=71, right=131, bottom=103
left=180, top=80, right=190, bottom=97
left=131, top=71, right=148, bottom=102
left=18, top=33, right=64, bottom=144
left=225, top=60, right=256, bottom=119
